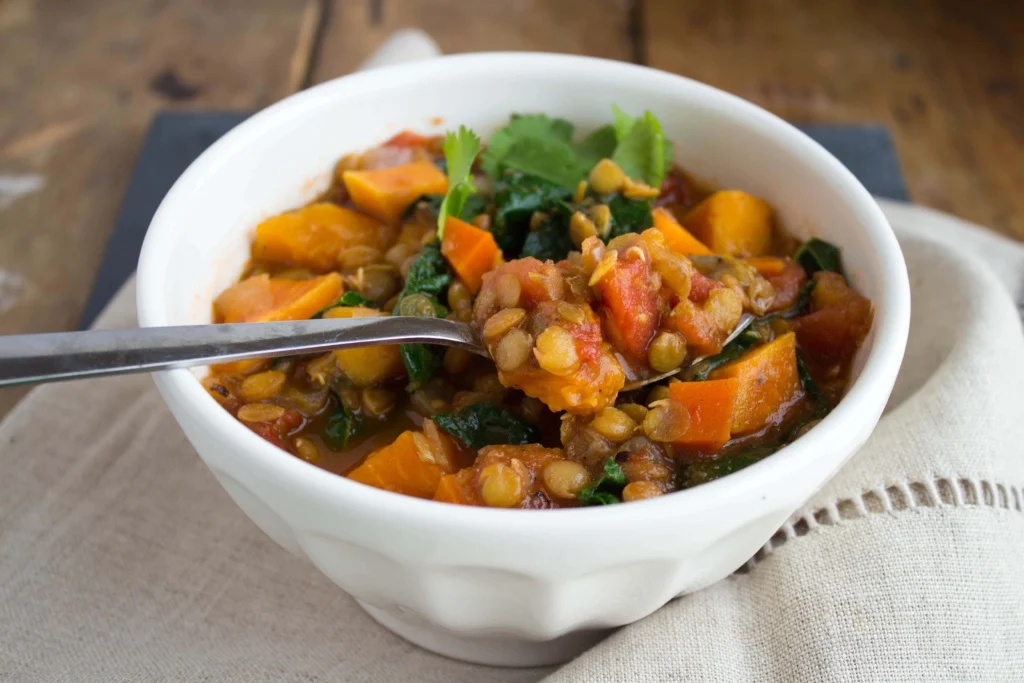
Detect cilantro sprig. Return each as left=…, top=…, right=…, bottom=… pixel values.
left=480, top=107, right=673, bottom=190
left=437, top=126, right=482, bottom=238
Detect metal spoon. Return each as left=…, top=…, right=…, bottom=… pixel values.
left=0, top=313, right=754, bottom=389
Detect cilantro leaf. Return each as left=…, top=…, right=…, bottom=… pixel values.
left=480, top=114, right=584, bottom=188
left=576, top=458, right=628, bottom=506
left=311, top=291, right=378, bottom=318
left=433, top=403, right=539, bottom=450
left=793, top=238, right=844, bottom=276
left=612, top=110, right=671, bottom=189
left=574, top=124, right=618, bottom=173
left=437, top=126, right=482, bottom=237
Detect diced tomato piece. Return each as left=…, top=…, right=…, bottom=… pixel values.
left=688, top=269, right=722, bottom=304
left=765, top=259, right=808, bottom=312
left=791, top=272, right=873, bottom=366
left=594, top=254, right=659, bottom=359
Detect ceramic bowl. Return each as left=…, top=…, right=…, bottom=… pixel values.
left=137, top=53, right=910, bottom=667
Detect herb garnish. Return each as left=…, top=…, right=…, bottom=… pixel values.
left=436, top=126, right=482, bottom=237
left=609, top=105, right=672, bottom=189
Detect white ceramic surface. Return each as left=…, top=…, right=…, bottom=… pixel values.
left=136, top=53, right=910, bottom=667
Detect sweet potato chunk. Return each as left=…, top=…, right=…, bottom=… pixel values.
left=323, top=306, right=405, bottom=387
left=441, top=216, right=502, bottom=294
left=683, top=190, right=774, bottom=257
left=668, top=378, right=739, bottom=450
left=348, top=431, right=450, bottom=499
left=213, top=272, right=343, bottom=323
left=252, top=203, right=393, bottom=272
left=710, top=332, right=801, bottom=434
left=652, top=207, right=712, bottom=255
left=343, top=161, right=448, bottom=223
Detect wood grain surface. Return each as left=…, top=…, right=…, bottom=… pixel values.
left=0, top=0, right=1021, bottom=415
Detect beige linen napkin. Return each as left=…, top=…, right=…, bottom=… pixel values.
left=3, top=36, right=1024, bottom=681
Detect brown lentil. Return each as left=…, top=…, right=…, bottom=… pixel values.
left=294, top=437, right=319, bottom=463
left=542, top=460, right=590, bottom=500
left=533, top=326, right=579, bottom=376
left=237, top=403, right=286, bottom=423
left=483, top=308, right=526, bottom=340
left=589, top=407, right=638, bottom=442
left=479, top=462, right=525, bottom=508
left=647, top=332, right=687, bottom=373
left=238, top=370, right=287, bottom=402
left=362, top=388, right=397, bottom=417
left=622, top=480, right=663, bottom=502
left=443, top=347, right=472, bottom=374
left=496, top=274, right=522, bottom=308
left=589, top=158, right=625, bottom=194
left=495, top=329, right=534, bottom=371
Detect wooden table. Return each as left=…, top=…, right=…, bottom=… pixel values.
left=0, top=0, right=1021, bottom=415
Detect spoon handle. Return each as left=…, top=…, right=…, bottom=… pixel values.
left=0, top=317, right=484, bottom=388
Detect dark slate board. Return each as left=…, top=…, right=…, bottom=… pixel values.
left=78, top=113, right=908, bottom=328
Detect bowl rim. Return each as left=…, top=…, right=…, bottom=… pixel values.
left=137, top=51, right=910, bottom=531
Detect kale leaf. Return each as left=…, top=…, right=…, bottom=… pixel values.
left=520, top=202, right=576, bottom=262
left=392, top=242, right=453, bottom=391
left=793, top=237, right=844, bottom=276
left=322, top=403, right=362, bottom=450
left=433, top=403, right=539, bottom=450
left=605, top=194, right=654, bottom=240
left=686, top=328, right=762, bottom=381
left=492, top=173, right=573, bottom=257
left=311, top=291, right=378, bottom=318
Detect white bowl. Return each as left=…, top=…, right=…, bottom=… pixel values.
left=137, top=53, right=910, bottom=667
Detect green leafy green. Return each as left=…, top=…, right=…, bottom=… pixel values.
left=605, top=194, right=655, bottom=240
left=437, top=126, right=482, bottom=237
left=793, top=238, right=843, bottom=276
left=609, top=106, right=672, bottom=189
left=322, top=403, right=362, bottom=450
left=397, top=242, right=452, bottom=301
left=433, top=403, right=539, bottom=450
left=391, top=243, right=453, bottom=391
left=576, top=458, right=629, bottom=506
left=311, top=291, right=378, bottom=318
left=796, top=350, right=827, bottom=409
left=686, top=328, right=762, bottom=381
left=492, top=173, right=573, bottom=257
left=399, top=344, right=442, bottom=393
left=520, top=202, right=575, bottom=262
left=574, top=124, right=619, bottom=172
left=683, top=448, right=773, bottom=487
